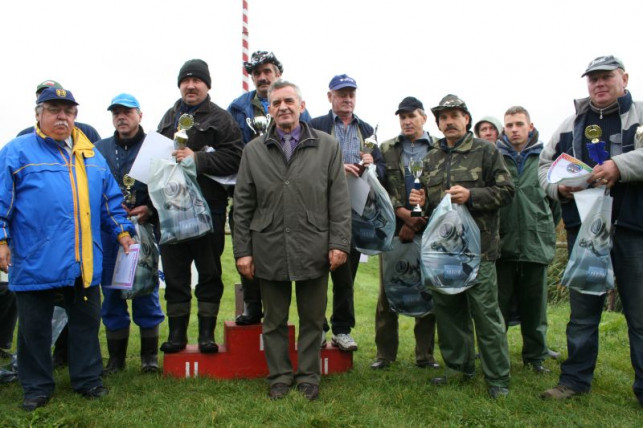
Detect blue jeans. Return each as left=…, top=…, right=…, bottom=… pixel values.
left=16, top=284, right=103, bottom=399
left=560, top=227, right=643, bottom=403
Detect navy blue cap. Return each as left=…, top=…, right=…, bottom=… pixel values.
left=36, top=87, right=78, bottom=105
left=329, top=74, right=357, bottom=91
left=108, top=93, right=140, bottom=110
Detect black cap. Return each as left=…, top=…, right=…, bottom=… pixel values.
left=178, top=59, right=211, bottom=89
left=395, top=96, right=424, bottom=115
left=581, top=55, right=625, bottom=77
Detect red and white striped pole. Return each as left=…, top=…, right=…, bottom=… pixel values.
left=242, top=0, right=250, bottom=92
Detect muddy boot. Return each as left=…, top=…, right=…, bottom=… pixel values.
left=103, top=327, right=129, bottom=375
left=198, top=316, right=218, bottom=354
left=140, top=326, right=159, bottom=373
left=160, top=315, right=189, bottom=353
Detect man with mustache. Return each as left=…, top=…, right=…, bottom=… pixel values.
left=94, top=93, right=164, bottom=375
left=409, top=94, right=514, bottom=398
left=0, top=87, right=134, bottom=411
left=227, top=51, right=312, bottom=326
left=233, top=80, right=350, bottom=401
left=157, top=59, right=243, bottom=355
left=310, top=74, right=384, bottom=352
left=370, top=96, right=439, bottom=370
left=540, top=56, right=643, bottom=404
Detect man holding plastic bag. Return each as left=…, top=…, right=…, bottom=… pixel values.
left=409, top=94, right=514, bottom=398
left=539, top=56, right=643, bottom=405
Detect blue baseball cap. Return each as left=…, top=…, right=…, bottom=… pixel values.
left=37, top=87, right=78, bottom=105
left=107, top=93, right=140, bottom=111
left=329, top=74, right=357, bottom=91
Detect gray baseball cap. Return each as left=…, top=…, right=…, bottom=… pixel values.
left=581, top=55, right=625, bottom=77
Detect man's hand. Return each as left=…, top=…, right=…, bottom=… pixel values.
left=558, top=184, right=584, bottom=199
left=344, top=163, right=361, bottom=177
left=126, top=205, right=152, bottom=224
left=408, top=188, right=425, bottom=208
left=172, top=147, right=195, bottom=163
left=118, top=234, right=135, bottom=255
left=589, top=160, right=621, bottom=188
left=329, top=249, right=347, bottom=272
left=360, top=152, right=374, bottom=166
left=236, top=256, right=255, bottom=280
left=398, top=224, right=416, bottom=243
left=0, top=245, right=11, bottom=273
left=445, top=185, right=471, bottom=205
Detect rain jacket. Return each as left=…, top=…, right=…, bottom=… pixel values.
left=0, top=128, right=133, bottom=291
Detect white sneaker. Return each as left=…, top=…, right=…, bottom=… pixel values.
left=320, top=331, right=327, bottom=348
left=331, top=333, right=358, bottom=351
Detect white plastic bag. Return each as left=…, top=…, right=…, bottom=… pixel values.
left=561, top=192, right=614, bottom=295
left=421, top=193, right=480, bottom=294
left=120, top=217, right=160, bottom=299
left=353, top=165, right=395, bottom=255
left=148, top=157, right=213, bottom=244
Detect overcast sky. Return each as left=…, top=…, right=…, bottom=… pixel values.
left=2, top=0, right=642, bottom=147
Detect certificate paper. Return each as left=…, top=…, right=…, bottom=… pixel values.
left=108, top=244, right=140, bottom=290
left=547, top=153, right=593, bottom=187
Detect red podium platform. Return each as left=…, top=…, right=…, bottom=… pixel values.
left=163, top=321, right=353, bottom=379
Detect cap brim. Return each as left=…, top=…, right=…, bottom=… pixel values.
left=581, top=65, right=621, bottom=77
left=107, top=103, right=137, bottom=110
left=330, top=84, right=357, bottom=91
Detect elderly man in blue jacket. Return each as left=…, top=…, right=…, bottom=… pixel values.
left=0, top=87, right=134, bottom=411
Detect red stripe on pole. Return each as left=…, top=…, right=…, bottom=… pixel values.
left=242, top=0, right=249, bottom=92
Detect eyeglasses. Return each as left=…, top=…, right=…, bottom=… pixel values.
left=44, top=105, right=77, bottom=116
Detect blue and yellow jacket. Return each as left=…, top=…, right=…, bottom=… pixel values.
left=0, top=128, right=134, bottom=291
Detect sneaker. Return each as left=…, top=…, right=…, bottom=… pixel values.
left=370, top=359, right=391, bottom=370
left=331, top=333, right=358, bottom=351
left=320, top=331, right=327, bottom=348
left=541, top=384, right=581, bottom=400
left=488, top=386, right=509, bottom=399
left=526, top=362, right=551, bottom=374
left=297, top=382, right=319, bottom=401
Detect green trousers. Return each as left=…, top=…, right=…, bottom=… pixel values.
left=260, top=276, right=328, bottom=387
left=496, top=260, right=549, bottom=364
left=433, top=261, right=510, bottom=388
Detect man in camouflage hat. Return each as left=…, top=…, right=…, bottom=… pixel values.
left=409, top=94, right=514, bottom=398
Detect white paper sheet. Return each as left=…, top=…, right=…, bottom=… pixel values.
left=106, top=244, right=140, bottom=290
left=128, top=132, right=175, bottom=184
left=347, top=174, right=370, bottom=216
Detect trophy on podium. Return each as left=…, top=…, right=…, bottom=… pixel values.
left=408, top=157, right=424, bottom=217
left=246, top=114, right=271, bottom=137
left=174, top=114, right=195, bottom=150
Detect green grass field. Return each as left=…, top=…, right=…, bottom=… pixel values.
left=0, top=236, right=641, bottom=427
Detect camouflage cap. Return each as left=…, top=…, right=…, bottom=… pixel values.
left=431, top=94, right=472, bottom=130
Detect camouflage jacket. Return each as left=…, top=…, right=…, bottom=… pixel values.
left=421, top=132, right=515, bottom=261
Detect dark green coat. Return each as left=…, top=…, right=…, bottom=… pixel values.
left=421, top=132, right=514, bottom=261
left=496, top=133, right=556, bottom=264
left=233, top=122, right=351, bottom=281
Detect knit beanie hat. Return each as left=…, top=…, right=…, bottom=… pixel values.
left=178, top=59, right=211, bottom=89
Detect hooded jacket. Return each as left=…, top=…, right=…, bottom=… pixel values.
left=497, top=129, right=556, bottom=264
left=0, top=129, right=133, bottom=291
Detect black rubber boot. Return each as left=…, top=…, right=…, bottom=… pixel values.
left=103, top=328, right=129, bottom=375
left=235, top=278, right=262, bottom=325
left=140, top=334, right=159, bottom=373
left=160, top=315, right=189, bottom=353
left=198, top=316, right=219, bottom=354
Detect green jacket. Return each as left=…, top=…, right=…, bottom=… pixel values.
left=233, top=122, right=351, bottom=281
left=421, top=132, right=514, bottom=261
left=496, top=131, right=556, bottom=264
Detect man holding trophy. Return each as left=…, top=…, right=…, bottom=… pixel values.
left=228, top=50, right=312, bottom=326
left=311, top=73, right=384, bottom=352
left=539, top=56, right=643, bottom=405
left=94, top=93, right=164, bottom=374
left=157, top=59, right=243, bottom=354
